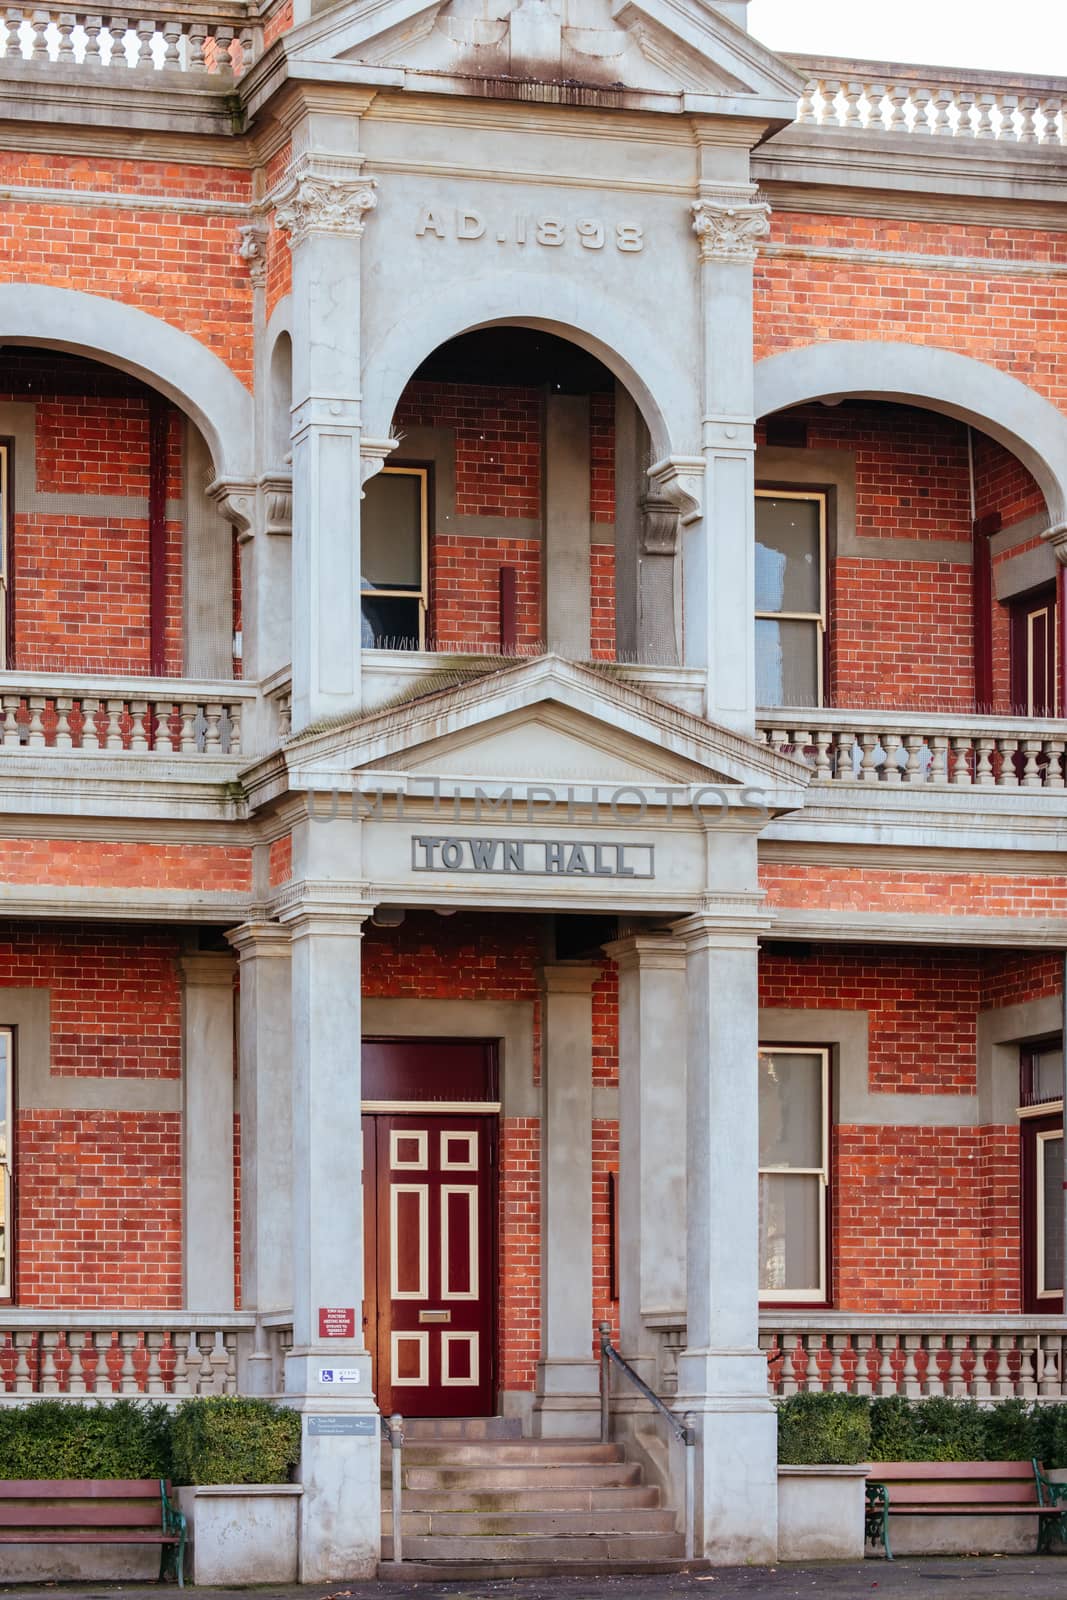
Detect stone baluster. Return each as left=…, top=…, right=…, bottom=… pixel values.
left=858, top=731, right=881, bottom=780
left=788, top=729, right=812, bottom=769
left=828, top=1333, right=849, bottom=1393
left=66, top=1331, right=88, bottom=1396
left=177, top=1330, right=201, bottom=1394
left=834, top=730, right=857, bottom=781
left=154, top=703, right=176, bottom=755
left=873, top=1334, right=896, bottom=1396
left=767, top=726, right=790, bottom=759
left=974, top=91, right=997, bottom=137
left=2, top=695, right=19, bottom=746
left=118, top=1331, right=139, bottom=1392
left=796, top=79, right=817, bottom=124
left=841, top=81, right=864, bottom=128
left=26, top=695, right=46, bottom=748
left=160, top=15, right=179, bottom=66
left=133, top=13, right=152, bottom=64
left=971, top=1331, right=992, bottom=1399
left=974, top=737, right=995, bottom=785
left=950, top=735, right=973, bottom=785
left=990, top=1333, right=1015, bottom=1396
left=1018, top=96, right=1040, bottom=143
left=39, top=1330, right=60, bottom=1393
left=947, top=1334, right=970, bottom=1397
left=212, top=22, right=233, bottom=72
left=235, top=25, right=254, bottom=72
left=105, top=698, right=124, bottom=750
left=145, top=1332, right=165, bottom=1395
left=1039, top=98, right=1063, bottom=144
left=227, top=703, right=242, bottom=755
left=13, top=1330, right=34, bottom=1393
left=911, top=86, right=933, bottom=133
left=813, top=80, right=834, bottom=125
left=1018, top=1334, right=1039, bottom=1400
left=758, top=1332, right=776, bottom=1394
left=3, top=9, right=22, bottom=60
left=107, top=14, right=127, bottom=65
left=54, top=695, right=73, bottom=750
left=80, top=700, right=102, bottom=751
left=1039, top=1335, right=1063, bottom=1398
left=179, top=703, right=199, bottom=753
left=204, top=702, right=223, bottom=752
left=956, top=90, right=976, bottom=136
left=851, top=1333, right=873, bottom=1397
left=1020, top=738, right=1043, bottom=787
left=1043, top=739, right=1066, bottom=787
left=901, top=733, right=924, bottom=782
left=901, top=1334, right=924, bottom=1398
left=277, top=691, right=292, bottom=740
left=997, top=93, right=1018, bottom=140
left=931, top=86, right=954, bottom=134
left=928, top=735, right=949, bottom=784
left=83, top=13, right=102, bottom=60
left=803, top=1334, right=823, bottom=1392
left=129, top=699, right=149, bottom=753
left=811, top=730, right=832, bottom=781
left=865, top=82, right=887, bottom=129
left=29, top=7, right=48, bottom=58
left=880, top=730, right=903, bottom=782
left=996, top=736, right=1020, bottom=786
left=887, top=84, right=910, bottom=133
left=55, top=10, right=75, bottom=58
left=186, top=18, right=205, bottom=68
left=779, top=1337, right=799, bottom=1397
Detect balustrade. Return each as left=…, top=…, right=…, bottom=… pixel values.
left=758, top=710, right=1067, bottom=790
left=789, top=59, right=1065, bottom=145
left=0, top=1313, right=255, bottom=1398
left=0, top=676, right=252, bottom=755
left=0, top=3, right=257, bottom=72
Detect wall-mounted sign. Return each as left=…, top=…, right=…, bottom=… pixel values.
left=411, top=836, right=654, bottom=879
left=307, top=1415, right=376, bottom=1437
left=318, top=1367, right=361, bottom=1384
left=415, top=208, right=644, bottom=253
left=318, top=1306, right=356, bottom=1338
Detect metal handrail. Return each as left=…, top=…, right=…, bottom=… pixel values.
left=598, top=1322, right=696, bottom=1562
left=380, top=1412, right=404, bottom=1565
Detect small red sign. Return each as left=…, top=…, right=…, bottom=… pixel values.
left=318, top=1306, right=356, bottom=1339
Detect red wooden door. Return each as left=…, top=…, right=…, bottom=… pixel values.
left=1010, top=584, right=1058, bottom=716
left=364, top=1113, right=496, bottom=1416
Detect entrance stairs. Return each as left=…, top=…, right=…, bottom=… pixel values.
left=380, top=1416, right=689, bottom=1577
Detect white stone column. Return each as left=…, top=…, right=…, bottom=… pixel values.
left=533, top=963, right=599, bottom=1436
left=684, top=180, right=770, bottom=734
left=274, top=131, right=378, bottom=733
left=180, top=953, right=236, bottom=1313
left=672, top=902, right=777, bottom=1564
left=604, top=935, right=686, bottom=1376
left=226, top=921, right=292, bottom=1395
left=279, top=898, right=379, bottom=1582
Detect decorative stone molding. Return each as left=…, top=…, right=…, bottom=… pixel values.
left=260, top=471, right=293, bottom=537
left=360, top=437, right=400, bottom=490
left=236, top=222, right=269, bottom=288
left=207, top=477, right=256, bottom=536
left=1042, top=520, right=1067, bottom=564
left=640, top=496, right=681, bottom=557
left=690, top=187, right=771, bottom=262
left=647, top=455, right=704, bottom=526
left=273, top=157, right=378, bottom=248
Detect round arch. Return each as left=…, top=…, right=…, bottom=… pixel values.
left=0, top=283, right=254, bottom=480
left=754, top=340, right=1067, bottom=524
left=362, top=274, right=697, bottom=461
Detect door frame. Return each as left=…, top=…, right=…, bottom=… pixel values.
left=1021, top=1108, right=1065, bottom=1315
left=1009, top=580, right=1059, bottom=717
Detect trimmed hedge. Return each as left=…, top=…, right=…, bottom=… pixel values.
left=778, top=1393, right=1067, bottom=1468
left=0, top=1400, right=172, bottom=1480
left=170, top=1397, right=302, bottom=1486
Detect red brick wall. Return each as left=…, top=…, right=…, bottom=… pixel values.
left=0, top=839, right=251, bottom=893
left=592, top=1118, right=619, bottom=1349
left=499, top=1116, right=540, bottom=1393
left=761, top=862, right=1067, bottom=918
left=432, top=535, right=542, bottom=652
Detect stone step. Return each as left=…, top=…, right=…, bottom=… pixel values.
left=379, top=1559, right=697, bottom=1580
left=384, top=1485, right=661, bottom=1513
left=400, top=1463, right=643, bottom=1491
left=388, top=1416, right=523, bottom=1441
left=392, top=1508, right=678, bottom=1537
left=380, top=1532, right=687, bottom=1562
left=394, top=1439, right=622, bottom=1465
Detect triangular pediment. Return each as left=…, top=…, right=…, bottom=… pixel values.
left=283, top=655, right=810, bottom=811
left=282, top=0, right=804, bottom=109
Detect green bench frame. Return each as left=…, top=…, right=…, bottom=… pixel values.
left=0, top=1477, right=186, bottom=1586
left=865, top=1459, right=1067, bottom=1560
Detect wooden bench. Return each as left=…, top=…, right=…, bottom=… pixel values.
left=865, top=1459, right=1067, bottom=1560
left=0, top=1478, right=186, bottom=1586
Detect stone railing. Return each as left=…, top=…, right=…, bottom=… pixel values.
left=654, top=1317, right=1067, bottom=1401
left=757, top=708, right=1067, bottom=790
left=785, top=55, right=1066, bottom=145
left=0, top=1, right=258, bottom=74
left=0, top=1311, right=256, bottom=1399
left=0, top=672, right=255, bottom=755
left=264, top=670, right=292, bottom=743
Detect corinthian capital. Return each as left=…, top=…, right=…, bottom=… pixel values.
left=690, top=187, right=771, bottom=262
left=272, top=156, right=378, bottom=248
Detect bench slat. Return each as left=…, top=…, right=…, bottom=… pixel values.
left=0, top=1480, right=166, bottom=1500
left=873, top=1483, right=1039, bottom=1506
left=888, top=1506, right=1057, bottom=1518
left=0, top=1532, right=177, bottom=1545
left=0, top=1504, right=162, bottom=1528
left=869, top=1462, right=1034, bottom=1481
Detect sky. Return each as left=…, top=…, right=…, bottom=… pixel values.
left=747, top=0, right=1067, bottom=76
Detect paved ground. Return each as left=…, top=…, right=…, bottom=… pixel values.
left=2, top=1560, right=1067, bottom=1600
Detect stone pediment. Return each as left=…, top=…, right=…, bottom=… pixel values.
left=284, top=655, right=810, bottom=811
left=284, top=0, right=804, bottom=108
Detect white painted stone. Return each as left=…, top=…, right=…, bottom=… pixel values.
left=177, top=1485, right=301, bottom=1584
left=180, top=953, right=236, bottom=1313
left=777, top=1466, right=869, bottom=1562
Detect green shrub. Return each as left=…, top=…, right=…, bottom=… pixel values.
left=170, top=1397, right=301, bottom=1486
left=0, top=1400, right=171, bottom=1480
left=777, top=1392, right=871, bottom=1465
left=870, top=1395, right=986, bottom=1461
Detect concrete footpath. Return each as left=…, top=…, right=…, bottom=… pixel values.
left=2, top=1560, right=1066, bottom=1600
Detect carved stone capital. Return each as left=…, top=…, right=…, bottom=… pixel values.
left=236, top=221, right=269, bottom=287
left=207, top=477, right=256, bottom=536
left=647, top=455, right=704, bottom=527
left=690, top=187, right=771, bottom=262
left=259, top=471, right=293, bottom=536
left=640, top=496, right=680, bottom=557
left=273, top=156, right=378, bottom=248
left=1043, top=521, right=1067, bottom=565
left=360, top=437, right=400, bottom=490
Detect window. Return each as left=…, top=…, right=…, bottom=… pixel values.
left=758, top=1046, right=829, bottom=1303
left=1021, top=1039, right=1064, bottom=1109
left=0, top=1027, right=11, bottom=1299
left=755, top=490, right=826, bottom=707
left=360, top=466, right=429, bottom=650
left=0, top=443, right=9, bottom=668
left=1020, top=1038, right=1063, bottom=1313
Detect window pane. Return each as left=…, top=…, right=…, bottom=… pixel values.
left=361, top=472, right=423, bottom=591
left=755, top=497, right=821, bottom=614
left=361, top=595, right=421, bottom=650
left=1034, top=1049, right=1064, bottom=1104
left=1042, top=1135, right=1064, bottom=1295
left=759, top=1051, right=823, bottom=1168
left=759, top=1173, right=821, bottom=1293
left=0, top=1032, right=7, bottom=1294
left=756, top=618, right=820, bottom=707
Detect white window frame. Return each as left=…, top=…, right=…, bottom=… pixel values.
left=758, top=1044, right=830, bottom=1305
left=0, top=444, right=9, bottom=670
left=1036, top=1126, right=1064, bottom=1303
left=0, top=1026, right=12, bottom=1300
left=754, top=488, right=828, bottom=708
left=361, top=464, right=429, bottom=649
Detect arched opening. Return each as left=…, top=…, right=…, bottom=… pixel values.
left=0, top=344, right=237, bottom=687
left=367, top=327, right=676, bottom=667
left=754, top=391, right=1059, bottom=719
left=269, top=331, right=292, bottom=470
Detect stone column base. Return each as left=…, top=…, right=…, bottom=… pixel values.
left=673, top=1391, right=778, bottom=1564
left=531, top=1358, right=602, bottom=1438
